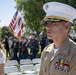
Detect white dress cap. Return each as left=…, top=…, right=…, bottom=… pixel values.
left=43, top=2, right=76, bottom=23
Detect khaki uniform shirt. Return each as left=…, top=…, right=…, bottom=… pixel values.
left=39, top=38, right=76, bottom=75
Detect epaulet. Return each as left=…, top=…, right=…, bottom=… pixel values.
left=43, top=43, right=54, bottom=53
left=41, top=43, right=54, bottom=60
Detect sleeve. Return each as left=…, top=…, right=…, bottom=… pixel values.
left=39, top=51, right=44, bottom=75
left=69, top=51, right=76, bottom=75
left=39, top=50, right=47, bottom=75
left=0, top=51, right=6, bottom=64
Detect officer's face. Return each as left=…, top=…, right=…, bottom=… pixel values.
left=45, top=21, right=68, bottom=40
left=29, top=35, right=35, bottom=39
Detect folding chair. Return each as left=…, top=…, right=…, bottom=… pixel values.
left=35, top=64, right=40, bottom=71
left=20, top=59, right=33, bottom=65
left=32, top=58, right=41, bottom=64
left=35, top=64, right=41, bottom=74
left=20, top=64, right=35, bottom=74
left=4, top=66, right=20, bottom=75
left=22, top=74, right=35, bottom=75
left=35, top=64, right=41, bottom=75
left=5, top=60, right=18, bottom=66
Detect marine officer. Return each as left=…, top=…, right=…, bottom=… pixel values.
left=39, top=2, right=76, bottom=75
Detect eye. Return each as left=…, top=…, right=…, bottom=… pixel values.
left=44, top=22, right=51, bottom=25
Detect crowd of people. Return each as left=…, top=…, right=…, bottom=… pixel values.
left=1, top=32, right=76, bottom=63
left=1, top=33, right=51, bottom=62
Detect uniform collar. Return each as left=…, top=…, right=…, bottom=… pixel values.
left=58, top=37, right=71, bottom=55
left=44, top=37, right=71, bottom=56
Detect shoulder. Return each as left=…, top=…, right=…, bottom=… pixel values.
left=69, top=39, right=76, bottom=52
left=70, top=39, right=76, bottom=46
left=68, top=39, right=76, bottom=60
left=43, top=43, right=54, bottom=52
left=41, top=43, right=54, bottom=56
left=34, top=39, right=38, bottom=42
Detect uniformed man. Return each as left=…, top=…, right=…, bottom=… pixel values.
left=39, top=2, right=76, bottom=75
left=28, top=33, right=39, bottom=60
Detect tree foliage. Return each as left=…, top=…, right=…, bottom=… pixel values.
left=1, top=26, right=13, bottom=40
left=15, top=0, right=76, bottom=36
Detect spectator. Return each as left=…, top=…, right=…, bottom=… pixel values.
left=0, top=42, right=6, bottom=75
left=11, top=38, right=19, bottom=62
left=3, top=38, right=10, bottom=58
left=40, top=37, right=46, bottom=52
left=20, top=37, right=28, bottom=59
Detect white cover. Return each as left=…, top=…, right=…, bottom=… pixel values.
left=43, top=2, right=76, bottom=23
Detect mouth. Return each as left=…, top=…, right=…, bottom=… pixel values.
left=46, top=30, right=53, bottom=37
left=47, top=31, right=52, bottom=34
left=47, top=34, right=53, bottom=39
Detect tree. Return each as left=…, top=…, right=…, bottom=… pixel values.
left=1, top=26, right=13, bottom=40
left=15, top=0, right=76, bottom=37
left=0, top=27, right=2, bottom=40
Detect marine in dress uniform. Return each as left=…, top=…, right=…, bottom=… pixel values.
left=39, top=2, right=76, bottom=75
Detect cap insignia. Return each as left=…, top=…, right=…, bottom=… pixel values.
left=45, top=4, right=49, bottom=10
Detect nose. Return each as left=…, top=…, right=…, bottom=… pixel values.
left=45, top=22, right=53, bottom=30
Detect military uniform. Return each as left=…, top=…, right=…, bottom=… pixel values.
left=39, top=38, right=76, bottom=75
left=28, top=38, right=39, bottom=60
left=0, top=49, right=6, bottom=64
left=39, top=2, right=76, bottom=75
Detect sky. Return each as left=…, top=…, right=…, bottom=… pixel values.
left=0, top=0, right=16, bottom=28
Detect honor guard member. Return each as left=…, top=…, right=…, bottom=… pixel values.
left=39, top=2, right=76, bottom=75
left=28, top=33, right=39, bottom=60
left=0, top=42, right=6, bottom=75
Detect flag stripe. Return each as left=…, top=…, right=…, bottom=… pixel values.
left=9, top=25, right=14, bottom=33
left=9, top=10, right=18, bottom=33
left=9, top=10, right=24, bottom=37
left=18, top=30, right=22, bottom=37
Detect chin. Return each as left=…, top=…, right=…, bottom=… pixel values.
left=47, top=35, right=53, bottom=40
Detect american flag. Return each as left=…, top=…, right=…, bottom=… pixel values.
left=15, top=10, right=25, bottom=37
left=9, top=10, right=18, bottom=33
left=9, top=10, right=25, bottom=37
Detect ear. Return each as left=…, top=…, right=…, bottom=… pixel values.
left=65, top=22, right=71, bottom=30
